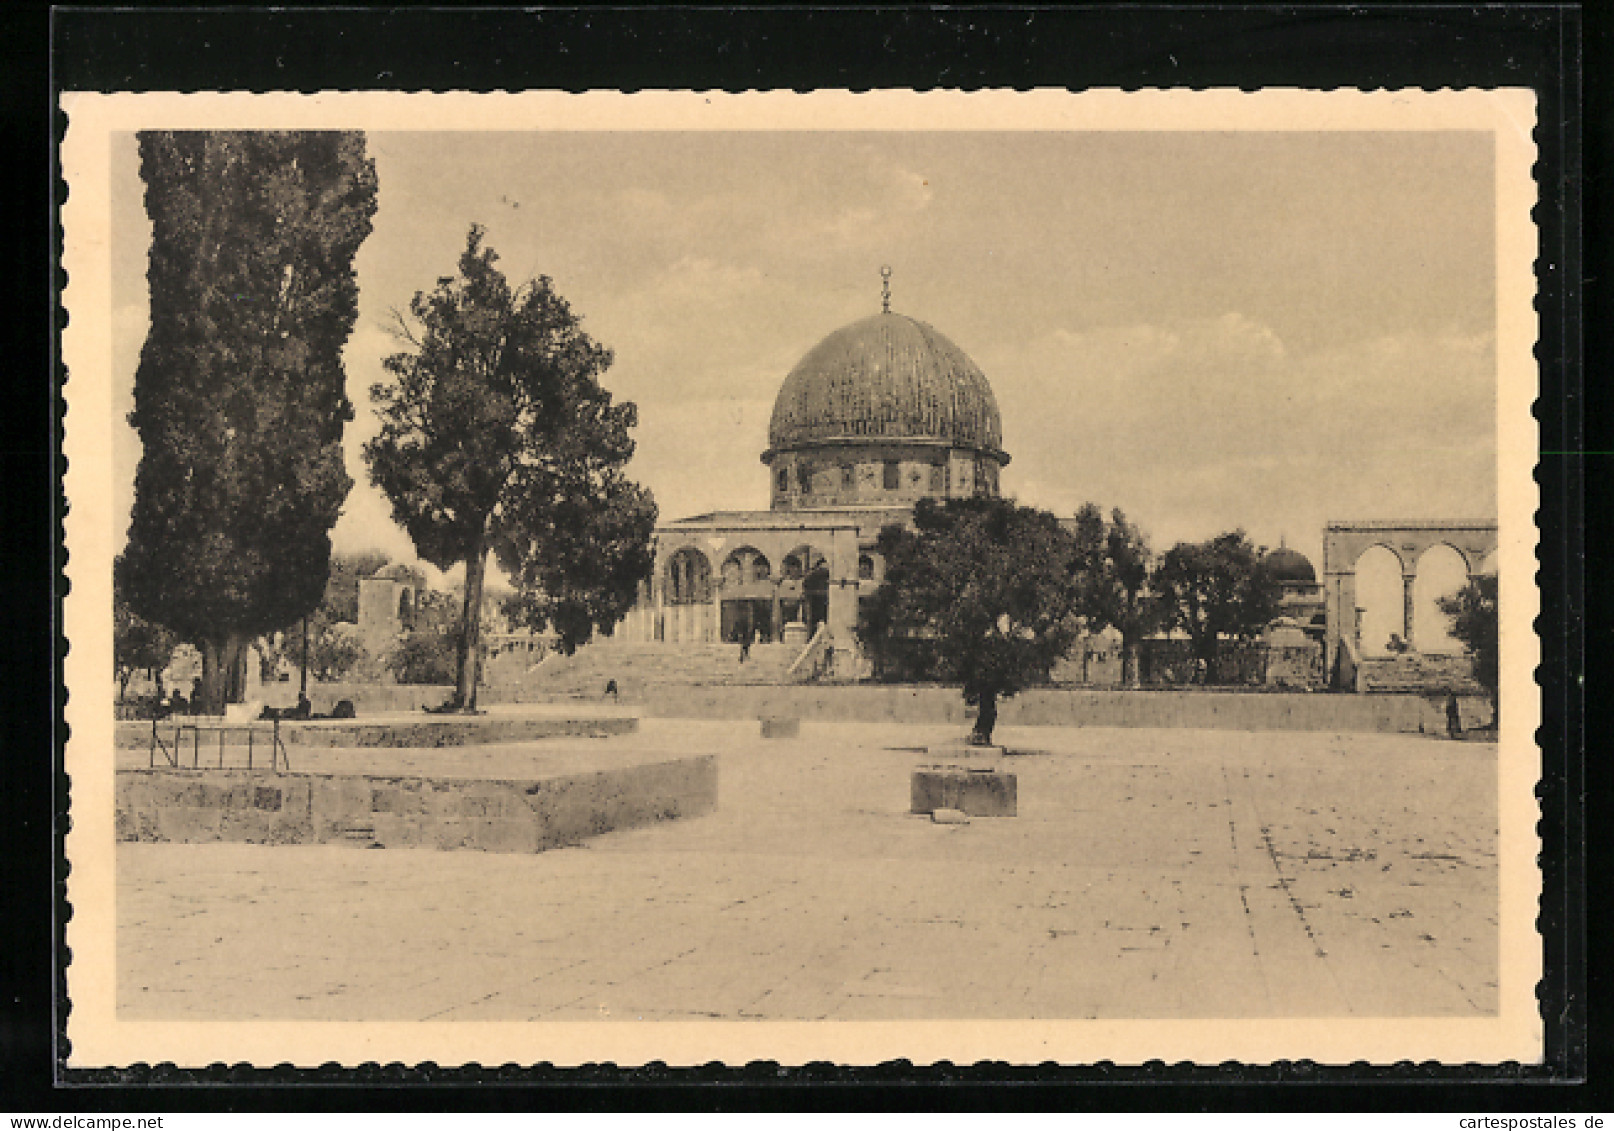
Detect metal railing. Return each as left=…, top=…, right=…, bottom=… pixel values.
left=148, top=716, right=292, bottom=773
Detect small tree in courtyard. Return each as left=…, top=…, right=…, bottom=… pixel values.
left=114, top=554, right=178, bottom=703
left=858, top=497, right=1081, bottom=745
left=1153, top=531, right=1279, bottom=682
left=385, top=628, right=459, bottom=685
left=498, top=472, right=657, bottom=656
left=258, top=550, right=395, bottom=683
left=365, top=225, right=655, bottom=709
left=306, top=626, right=369, bottom=682
left=1070, top=503, right=1163, bottom=687
left=1439, top=572, right=1499, bottom=725
left=119, top=130, right=378, bottom=713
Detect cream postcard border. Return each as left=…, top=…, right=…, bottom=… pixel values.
left=60, top=88, right=1543, bottom=1068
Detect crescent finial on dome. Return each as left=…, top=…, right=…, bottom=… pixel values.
left=880, top=265, right=892, bottom=314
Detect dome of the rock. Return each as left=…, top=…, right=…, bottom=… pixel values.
left=761, top=311, right=1010, bottom=512
left=1265, top=546, right=1317, bottom=584
left=765, top=313, right=1005, bottom=460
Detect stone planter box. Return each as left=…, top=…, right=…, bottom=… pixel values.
left=911, top=766, right=1017, bottom=817
left=116, top=753, right=716, bottom=854
left=759, top=716, right=801, bottom=739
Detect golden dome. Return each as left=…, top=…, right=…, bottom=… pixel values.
left=765, top=313, right=1006, bottom=460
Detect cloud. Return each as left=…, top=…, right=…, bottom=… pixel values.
left=991, top=315, right=1495, bottom=567
left=625, top=396, right=776, bottom=521
left=600, top=256, right=824, bottom=407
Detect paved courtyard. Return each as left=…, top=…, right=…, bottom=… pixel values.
left=117, top=718, right=1497, bottom=1021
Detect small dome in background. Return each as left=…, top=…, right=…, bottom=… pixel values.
left=1264, top=546, right=1317, bottom=584
left=369, top=562, right=419, bottom=583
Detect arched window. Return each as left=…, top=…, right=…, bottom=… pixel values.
left=665, top=547, right=713, bottom=605
left=841, top=464, right=855, bottom=488
left=797, top=462, right=813, bottom=492
left=883, top=460, right=900, bottom=490
left=781, top=546, right=824, bottom=583
left=974, top=458, right=997, bottom=496
left=777, top=467, right=788, bottom=493
left=858, top=554, right=876, bottom=581
left=722, top=547, right=772, bottom=586
left=929, top=462, right=945, bottom=492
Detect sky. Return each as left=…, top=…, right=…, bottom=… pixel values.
left=111, top=129, right=1498, bottom=581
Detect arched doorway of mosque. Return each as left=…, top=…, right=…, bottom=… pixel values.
left=803, top=565, right=830, bottom=632
left=719, top=547, right=775, bottom=643
left=779, top=546, right=828, bottom=632
left=1353, top=544, right=1404, bottom=656
left=1411, top=543, right=1470, bottom=654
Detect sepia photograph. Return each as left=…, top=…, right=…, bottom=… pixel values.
left=60, top=89, right=1542, bottom=1068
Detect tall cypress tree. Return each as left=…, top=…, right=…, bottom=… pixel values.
left=121, top=131, right=378, bottom=712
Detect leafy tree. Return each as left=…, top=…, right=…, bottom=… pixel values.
left=306, top=625, right=368, bottom=682
left=1153, top=531, right=1280, bottom=681
left=113, top=555, right=179, bottom=703
left=857, top=497, right=1081, bottom=745
left=1438, top=572, right=1499, bottom=724
left=384, top=627, right=459, bottom=685
left=498, top=474, right=657, bottom=656
left=365, top=225, right=655, bottom=709
left=119, top=130, right=378, bottom=713
left=1071, top=503, right=1162, bottom=687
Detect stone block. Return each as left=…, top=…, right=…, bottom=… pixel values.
left=930, top=808, right=970, bottom=825
left=910, top=767, right=1017, bottom=817
left=760, top=716, right=801, bottom=739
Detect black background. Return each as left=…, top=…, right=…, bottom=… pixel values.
left=6, top=1, right=1598, bottom=1110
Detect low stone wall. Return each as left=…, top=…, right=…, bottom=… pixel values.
left=117, top=713, right=638, bottom=751
left=276, top=714, right=639, bottom=749
left=639, top=683, right=1495, bottom=735
left=264, top=683, right=457, bottom=714
left=115, top=754, right=717, bottom=854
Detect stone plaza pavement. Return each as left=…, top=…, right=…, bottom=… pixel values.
left=117, top=718, right=1498, bottom=1021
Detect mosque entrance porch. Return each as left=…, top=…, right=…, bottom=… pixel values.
left=721, top=599, right=775, bottom=644
left=802, top=567, right=830, bottom=634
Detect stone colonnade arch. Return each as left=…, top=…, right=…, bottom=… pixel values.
left=1321, top=519, right=1498, bottom=678
left=1410, top=544, right=1471, bottom=654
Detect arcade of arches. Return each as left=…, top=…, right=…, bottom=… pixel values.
left=1322, top=520, right=1499, bottom=676
left=617, top=529, right=866, bottom=650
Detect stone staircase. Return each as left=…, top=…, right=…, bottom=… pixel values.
left=1356, top=651, right=1482, bottom=694
left=484, top=640, right=802, bottom=702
